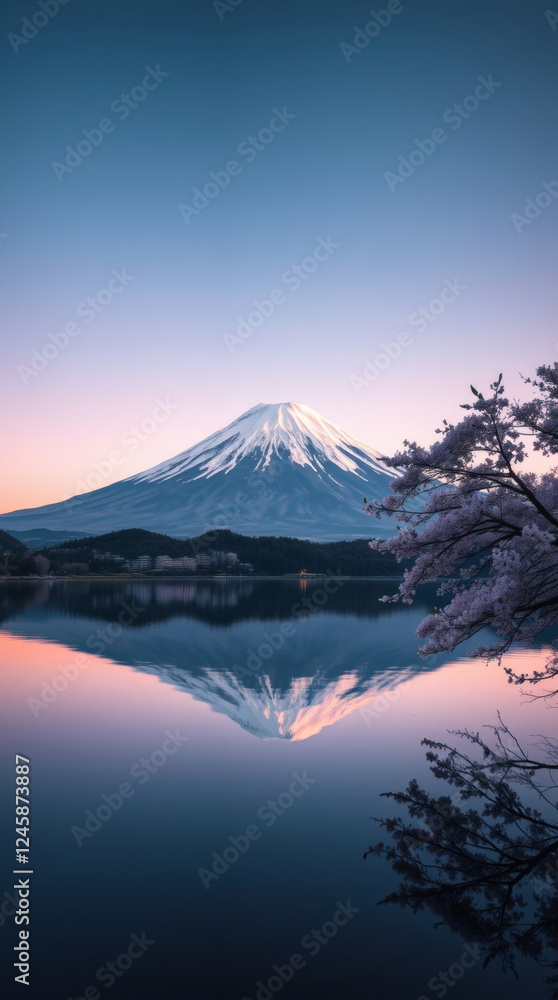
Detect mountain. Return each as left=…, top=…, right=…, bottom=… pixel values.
left=7, top=528, right=92, bottom=548
left=0, top=579, right=447, bottom=740
left=0, top=402, right=401, bottom=542
left=139, top=662, right=404, bottom=741
left=0, top=528, right=27, bottom=553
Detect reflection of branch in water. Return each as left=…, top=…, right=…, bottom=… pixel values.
left=364, top=718, right=558, bottom=994
left=505, top=646, right=558, bottom=703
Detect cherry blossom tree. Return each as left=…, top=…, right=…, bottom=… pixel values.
left=365, top=720, right=558, bottom=991
left=363, top=365, right=558, bottom=992
left=365, top=364, right=558, bottom=692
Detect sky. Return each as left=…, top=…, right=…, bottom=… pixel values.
left=1, top=0, right=556, bottom=511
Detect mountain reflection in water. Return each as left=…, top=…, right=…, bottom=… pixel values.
left=0, top=578, right=498, bottom=741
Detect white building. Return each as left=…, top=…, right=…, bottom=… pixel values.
left=155, top=555, right=174, bottom=570
left=128, top=555, right=152, bottom=572
left=154, top=554, right=196, bottom=572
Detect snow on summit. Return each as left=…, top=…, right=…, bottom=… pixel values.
left=0, top=401, right=403, bottom=540
left=132, top=401, right=393, bottom=483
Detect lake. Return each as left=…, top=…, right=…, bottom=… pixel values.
left=0, top=579, right=554, bottom=999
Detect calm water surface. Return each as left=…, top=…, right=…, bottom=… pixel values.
left=0, top=579, right=554, bottom=999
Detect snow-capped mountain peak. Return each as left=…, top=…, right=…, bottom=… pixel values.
left=132, top=401, right=394, bottom=484
left=0, top=401, right=402, bottom=541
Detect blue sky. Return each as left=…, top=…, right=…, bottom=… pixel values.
left=1, top=0, right=556, bottom=509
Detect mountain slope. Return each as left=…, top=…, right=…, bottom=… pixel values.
left=0, top=402, right=401, bottom=541
left=0, top=529, right=27, bottom=553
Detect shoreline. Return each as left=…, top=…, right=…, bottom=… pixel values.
left=0, top=574, right=406, bottom=583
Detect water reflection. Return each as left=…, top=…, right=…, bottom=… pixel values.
left=1, top=581, right=555, bottom=998
left=0, top=579, right=495, bottom=741
left=0, top=577, right=424, bottom=625
left=367, top=721, right=558, bottom=996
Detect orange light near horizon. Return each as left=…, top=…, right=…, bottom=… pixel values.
left=0, top=629, right=554, bottom=746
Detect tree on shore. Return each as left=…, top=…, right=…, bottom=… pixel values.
left=365, top=364, right=558, bottom=692
left=363, top=366, right=558, bottom=992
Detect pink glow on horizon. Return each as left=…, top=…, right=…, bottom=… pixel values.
left=1, top=357, right=552, bottom=513
left=1, top=632, right=554, bottom=747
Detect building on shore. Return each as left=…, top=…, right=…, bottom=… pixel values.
left=127, top=555, right=153, bottom=572
left=154, top=555, right=197, bottom=572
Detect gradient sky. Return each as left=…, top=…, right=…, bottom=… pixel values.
left=1, top=0, right=556, bottom=511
